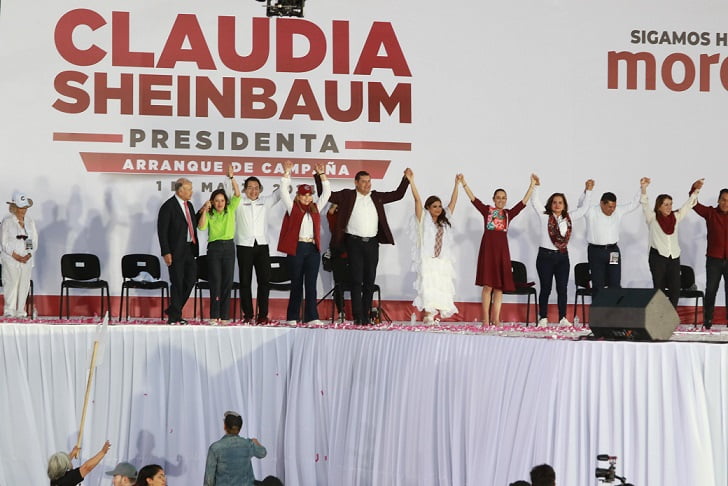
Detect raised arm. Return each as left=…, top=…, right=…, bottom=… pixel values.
left=446, top=174, right=461, bottom=214
left=197, top=199, right=212, bottom=230
left=570, top=179, right=595, bottom=220
left=640, top=177, right=653, bottom=222
left=314, top=163, right=331, bottom=210
left=228, top=164, right=240, bottom=197
left=460, top=175, right=476, bottom=202
left=529, top=174, right=543, bottom=213
left=521, top=173, right=539, bottom=205
left=378, top=169, right=411, bottom=204
left=79, top=440, right=111, bottom=478
left=280, top=160, right=294, bottom=214
left=676, top=178, right=703, bottom=221
left=405, top=168, right=422, bottom=220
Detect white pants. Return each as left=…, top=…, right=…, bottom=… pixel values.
left=2, top=259, right=32, bottom=317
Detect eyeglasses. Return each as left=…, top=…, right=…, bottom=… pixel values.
left=16, top=235, right=27, bottom=240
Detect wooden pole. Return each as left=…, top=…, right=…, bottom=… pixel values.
left=76, top=340, right=99, bottom=449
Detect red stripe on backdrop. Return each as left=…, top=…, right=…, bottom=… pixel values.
left=53, top=132, right=124, bottom=142
left=345, top=141, right=412, bottom=151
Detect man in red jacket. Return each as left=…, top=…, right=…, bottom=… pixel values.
left=691, top=180, right=728, bottom=329
left=328, top=168, right=411, bottom=324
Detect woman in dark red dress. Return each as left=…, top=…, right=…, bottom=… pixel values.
left=462, top=174, right=537, bottom=326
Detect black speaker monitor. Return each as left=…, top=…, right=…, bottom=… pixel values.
left=589, top=288, right=679, bottom=341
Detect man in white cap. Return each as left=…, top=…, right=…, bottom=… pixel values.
left=204, top=411, right=267, bottom=486
left=105, top=462, right=137, bottom=486
left=2, top=191, right=38, bottom=318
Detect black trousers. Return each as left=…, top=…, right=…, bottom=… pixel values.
left=648, top=247, right=681, bottom=307
left=587, top=243, right=621, bottom=295
left=207, top=240, right=235, bottom=320
left=167, top=243, right=197, bottom=322
left=536, top=247, right=570, bottom=320
left=237, top=243, right=272, bottom=320
left=345, top=234, right=379, bottom=324
left=704, top=256, right=728, bottom=324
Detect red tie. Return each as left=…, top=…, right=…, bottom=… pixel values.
left=184, top=201, right=197, bottom=244
left=434, top=225, right=443, bottom=258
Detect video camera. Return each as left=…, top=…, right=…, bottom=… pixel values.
left=595, top=454, right=634, bottom=486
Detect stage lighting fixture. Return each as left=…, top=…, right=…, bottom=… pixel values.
left=256, top=0, right=305, bottom=18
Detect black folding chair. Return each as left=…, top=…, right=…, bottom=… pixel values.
left=119, top=254, right=169, bottom=321
left=59, top=253, right=111, bottom=319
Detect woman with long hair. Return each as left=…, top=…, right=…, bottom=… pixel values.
left=406, top=170, right=461, bottom=323
left=197, top=164, right=241, bottom=324
left=462, top=174, right=538, bottom=326
left=134, top=465, right=166, bottom=486
left=641, top=177, right=702, bottom=306
left=530, top=176, right=593, bottom=326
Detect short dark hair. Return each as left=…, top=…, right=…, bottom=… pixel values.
left=530, top=464, right=555, bottom=486
left=224, top=413, right=243, bottom=431
left=509, top=481, right=531, bottom=486
left=719, top=188, right=728, bottom=199
left=355, top=171, right=370, bottom=182
left=493, top=188, right=507, bottom=198
left=244, top=176, right=263, bottom=191
left=600, top=192, right=616, bottom=203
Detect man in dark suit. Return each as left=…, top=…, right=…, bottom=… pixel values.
left=157, top=178, right=198, bottom=325
left=328, top=168, right=411, bottom=324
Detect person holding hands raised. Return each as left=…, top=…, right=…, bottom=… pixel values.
left=641, top=177, right=702, bottom=307
left=277, top=161, right=331, bottom=325
left=406, top=170, right=461, bottom=324
left=530, top=176, right=593, bottom=327
left=197, top=164, right=241, bottom=325
left=462, top=174, right=538, bottom=326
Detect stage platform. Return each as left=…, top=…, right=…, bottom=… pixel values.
left=2, top=318, right=727, bottom=485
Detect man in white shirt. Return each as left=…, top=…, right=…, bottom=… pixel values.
left=578, top=184, right=641, bottom=294
left=328, top=169, right=411, bottom=324
left=226, top=176, right=281, bottom=324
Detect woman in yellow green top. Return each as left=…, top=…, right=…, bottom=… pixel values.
left=198, top=165, right=241, bottom=324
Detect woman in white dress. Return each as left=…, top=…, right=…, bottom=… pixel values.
left=406, top=170, right=463, bottom=323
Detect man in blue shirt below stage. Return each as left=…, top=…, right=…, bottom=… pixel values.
left=204, top=411, right=267, bottom=486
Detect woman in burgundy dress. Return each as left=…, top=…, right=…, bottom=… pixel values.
left=462, top=174, right=538, bottom=326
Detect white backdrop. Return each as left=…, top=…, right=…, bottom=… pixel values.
left=2, top=324, right=728, bottom=485
left=0, top=0, right=726, bottom=309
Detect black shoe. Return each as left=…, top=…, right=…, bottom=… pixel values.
left=179, top=318, right=189, bottom=326
left=704, top=321, right=712, bottom=330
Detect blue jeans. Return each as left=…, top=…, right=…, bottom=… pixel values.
left=287, top=242, right=320, bottom=322
left=536, top=247, right=570, bottom=320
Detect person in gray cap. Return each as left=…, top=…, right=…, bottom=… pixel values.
left=204, top=411, right=267, bottom=486
left=105, top=462, right=137, bottom=486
